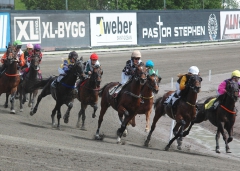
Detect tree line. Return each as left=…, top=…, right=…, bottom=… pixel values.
left=21, top=0, right=239, bottom=10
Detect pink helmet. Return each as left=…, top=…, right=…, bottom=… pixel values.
left=27, top=43, right=33, bottom=49
left=34, top=44, right=41, bottom=51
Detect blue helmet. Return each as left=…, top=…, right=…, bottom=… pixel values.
left=146, top=60, right=154, bottom=68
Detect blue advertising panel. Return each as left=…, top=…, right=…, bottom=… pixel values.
left=137, top=11, right=220, bottom=45
left=0, top=13, right=10, bottom=52
left=11, top=12, right=90, bottom=50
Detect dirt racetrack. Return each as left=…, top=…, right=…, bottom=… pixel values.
left=0, top=43, right=240, bottom=171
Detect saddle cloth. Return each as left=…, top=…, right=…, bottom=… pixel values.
left=205, top=98, right=216, bottom=110
left=109, top=84, right=119, bottom=95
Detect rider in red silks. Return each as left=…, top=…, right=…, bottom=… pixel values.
left=21, top=44, right=43, bottom=79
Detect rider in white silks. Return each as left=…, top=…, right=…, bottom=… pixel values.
left=113, top=50, right=143, bottom=98
left=165, top=66, right=200, bottom=108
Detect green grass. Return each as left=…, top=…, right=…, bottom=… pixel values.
left=15, top=0, right=27, bottom=10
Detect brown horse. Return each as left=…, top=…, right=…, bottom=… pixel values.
left=63, top=65, right=103, bottom=129
left=95, top=63, right=147, bottom=143
left=0, top=46, right=20, bottom=114
left=183, top=80, right=239, bottom=153
left=127, top=73, right=161, bottom=134
left=144, top=74, right=202, bottom=150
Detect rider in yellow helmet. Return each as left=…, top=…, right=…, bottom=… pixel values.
left=210, top=70, right=240, bottom=111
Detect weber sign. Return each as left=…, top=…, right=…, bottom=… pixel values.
left=90, top=13, right=137, bottom=46
left=11, top=13, right=90, bottom=49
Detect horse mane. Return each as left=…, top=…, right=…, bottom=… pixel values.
left=154, top=97, right=162, bottom=109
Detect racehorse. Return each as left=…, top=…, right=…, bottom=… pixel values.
left=31, top=58, right=84, bottom=128
left=183, top=80, right=239, bottom=153
left=18, top=54, right=42, bottom=113
left=0, top=46, right=20, bottom=114
left=144, top=74, right=202, bottom=150
left=71, top=65, right=103, bottom=130
left=126, top=73, right=161, bottom=134
left=95, top=63, right=147, bottom=143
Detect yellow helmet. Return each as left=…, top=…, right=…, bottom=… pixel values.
left=231, top=70, right=240, bottom=78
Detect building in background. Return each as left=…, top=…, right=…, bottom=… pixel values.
left=0, top=0, right=14, bottom=10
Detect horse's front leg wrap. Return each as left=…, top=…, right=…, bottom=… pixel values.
left=92, top=104, right=98, bottom=118
left=179, top=120, right=186, bottom=141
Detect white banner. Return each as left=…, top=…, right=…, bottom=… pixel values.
left=90, top=13, right=137, bottom=46
left=220, top=11, right=240, bottom=40
left=0, top=13, right=10, bottom=51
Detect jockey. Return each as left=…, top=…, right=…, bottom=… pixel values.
left=0, top=43, right=12, bottom=75
left=146, top=60, right=155, bottom=75
left=21, top=44, right=43, bottom=79
left=113, top=50, right=143, bottom=98
left=165, top=66, right=200, bottom=108
left=84, top=53, right=101, bottom=76
left=0, top=40, right=25, bottom=75
left=52, top=51, right=78, bottom=88
left=210, top=70, right=240, bottom=111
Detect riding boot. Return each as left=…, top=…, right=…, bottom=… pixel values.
left=167, top=93, right=179, bottom=108
left=52, top=79, right=58, bottom=88
left=209, top=95, right=223, bottom=111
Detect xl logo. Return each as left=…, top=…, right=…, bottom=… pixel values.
left=14, top=17, right=41, bottom=44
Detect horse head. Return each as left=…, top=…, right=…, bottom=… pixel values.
left=29, top=54, right=41, bottom=71
left=225, top=80, right=239, bottom=102
left=90, top=65, right=103, bottom=88
left=72, top=59, right=84, bottom=78
left=134, top=63, right=147, bottom=85
left=6, top=46, right=18, bottom=65
left=186, top=74, right=202, bottom=93
left=146, top=73, right=161, bottom=94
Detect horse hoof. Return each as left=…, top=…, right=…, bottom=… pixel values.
left=64, top=118, right=69, bottom=124
left=145, top=128, right=149, bottom=133
left=81, top=126, right=87, bottom=131
left=165, top=146, right=170, bottom=151
left=228, top=137, right=233, bottom=143
left=4, top=104, right=8, bottom=108
left=177, top=146, right=182, bottom=150
left=30, top=111, right=34, bottom=116
left=177, top=139, right=182, bottom=147
left=95, top=135, right=103, bottom=140
left=76, top=123, right=80, bottom=128
left=28, top=104, right=32, bottom=107
left=20, top=109, right=23, bottom=112
left=10, top=110, right=16, bottom=114
left=144, top=140, right=150, bottom=147
left=92, top=114, right=96, bottom=118
left=226, top=148, right=232, bottom=153
left=216, top=149, right=221, bottom=153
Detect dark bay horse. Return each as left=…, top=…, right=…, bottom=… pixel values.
left=144, top=74, right=202, bottom=150
left=18, top=54, right=42, bottom=114
left=31, top=59, right=84, bottom=128
left=71, top=65, right=103, bottom=130
left=127, top=73, right=161, bottom=134
left=0, top=46, right=20, bottom=114
left=95, top=63, right=147, bottom=143
left=183, top=80, right=239, bottom=153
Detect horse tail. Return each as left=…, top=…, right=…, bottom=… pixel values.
left=154, top=97, right=162, bottom=109
left=99, top=83, right=109, bottom=97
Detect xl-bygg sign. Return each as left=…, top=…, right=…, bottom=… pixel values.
left=12, top=13, right=90, bottom=48
left=90, top=13, right=137, bottom=46
left=220, top=11, right=240, bottom=40
left=137, top=12, right=219, bottom=44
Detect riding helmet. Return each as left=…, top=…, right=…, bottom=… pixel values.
left=90, top=53, right=98, bottom=60
left=231, top=70, right=240, bottom=78
left=68, top=51, right=78, bottom=60
left=146, top=60, right=154, bottom=68
left=34, top=44, right=41, bottom=51
left=131, top=50, right=141, bottom=58
left=188, top=66, right=199, bottom=75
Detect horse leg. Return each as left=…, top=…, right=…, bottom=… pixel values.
left=165, top=120, right=186, bottom=151
left=144, top=111, right=163, bottom=147
left=117, top=114, right=133, bottom=143
left=10, top=90, right=17, bottom=114
left=28, top=93, right=33, bottom=107
left=95, top=103, right=109, bottom=140
left=81, top=105, right=87, bottom=130
left=51, top=105, right=57, bottom=128
left=145, top=109, right=152, bottom=133
left=225, top=124, right=233, bottom=153
left=63, top=101, right=73, bottom=124
left=177, top=121, right=190, bottom=150
left=56, top=104, right=62, bottom=129
left=215, top=128, right=221, bottom=153
left=32, top=88, right=48, bottom=115
left=4, top=93, right=9, bottom=108
left=91, top=103, right=98, bottom=118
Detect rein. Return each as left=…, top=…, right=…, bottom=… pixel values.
left=61, top=82, right=76, bottom=89
left=5, top=73, right=20, bottom=77
left=186, top=101, right=196, bottom=107
left=220, top=105, right=236, bottom=114
left=124, top=91, right=141, bottom=98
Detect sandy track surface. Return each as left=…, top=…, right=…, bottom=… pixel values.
left=0, top=43, right=240, bottom=170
